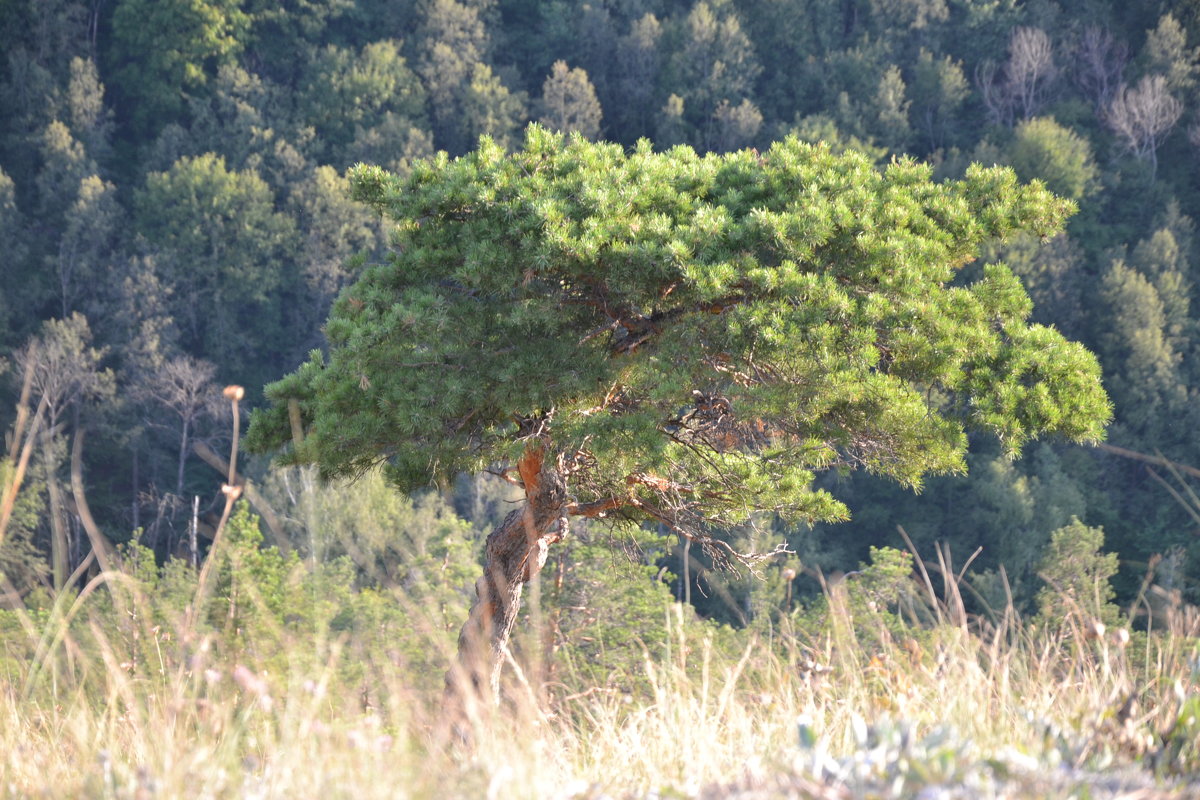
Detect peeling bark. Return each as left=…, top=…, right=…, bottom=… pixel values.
left=42, top=432, right=68, bottom=591
left=445, top=444, right=568, bottom=710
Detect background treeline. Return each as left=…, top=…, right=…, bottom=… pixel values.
left=2, top=0, right=1200, bottom=620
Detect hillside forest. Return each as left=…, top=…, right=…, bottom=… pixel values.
left=3, top=0, right=1200, bottom=629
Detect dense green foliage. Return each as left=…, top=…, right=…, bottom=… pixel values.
left=1, top=0, right=1199, bottom=629
left=250, top=128, right=1107, bottom=550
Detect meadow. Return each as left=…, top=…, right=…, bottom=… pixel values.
left=3, top=494, right=1198, bottom=799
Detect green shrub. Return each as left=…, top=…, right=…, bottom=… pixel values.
left=1034, top=516, right=1120, bottom=628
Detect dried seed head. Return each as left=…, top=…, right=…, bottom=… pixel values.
left=223, top=385, right=245, bottom=401
left=1085, top=619, right=1107, bottom=640
left=233, top=665, right=262, bottom=693
left=1113, top=628, right=1130, bottom=647
left=221, top=484, right=243, bottom=500
left=782, top=567, right=797, bottom=581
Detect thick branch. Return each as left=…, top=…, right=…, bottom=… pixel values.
left=567, top=496, right=625, bottom=517
left=1095, top=442, right=1200, bottom=481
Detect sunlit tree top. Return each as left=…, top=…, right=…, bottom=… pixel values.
left=249, top=126, right=1109, bottom=553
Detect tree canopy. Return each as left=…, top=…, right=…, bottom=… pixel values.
left=248, top=126, right=1110, bottom=559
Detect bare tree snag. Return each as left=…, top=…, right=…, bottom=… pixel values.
left=1104, top=75, right=1182, bottom=178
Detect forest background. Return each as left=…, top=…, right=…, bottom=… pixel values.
left=2, top=0, right=1200, bottom=647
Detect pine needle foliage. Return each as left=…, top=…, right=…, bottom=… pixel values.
left=248, top=126, right=1110, bottom=537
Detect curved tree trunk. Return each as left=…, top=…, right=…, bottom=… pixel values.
left=42, top=432, right=68, bottom=592
left=176, top=416, right=190, bottom=498
left=444, top=443, right=568, bottom=714
left=70, top=426, right=114, bottom=573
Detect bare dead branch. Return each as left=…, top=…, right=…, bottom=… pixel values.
left=1007, top=26, right=1058, bottom=120
left=630, top=495, right=791, bottom=573
left=1075, top=26, right=1128, bottom=110
left=1104, top=75, right=1182, bottom=177
left=1095, top=441, right=1200, bottom=480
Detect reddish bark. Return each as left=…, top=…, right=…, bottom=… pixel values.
left=445, top=444, right=568, bottom=708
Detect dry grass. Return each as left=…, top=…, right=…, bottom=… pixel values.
left=2, top=573, right=1199, bottom=800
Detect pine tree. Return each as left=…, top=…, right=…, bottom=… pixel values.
left=107, top=0, right=250, bottom=136
left=662, top=1, right=761, bottom=148
left=134, top=154, right=297, bottom=390
left=710, top=98, right=762, bottom=152
left=872, top=64, right=912, bottom=153
left=1099, top=258, right=1187, bottom=442
left=0, top=168, right=32, bottom=347
left=416, top=0, right=526, bottom=154
left=1139, top=13, right=1199, bottom=94
left=537, top=61, right=603, bottom=141
left=1006, top=117, right=1099, bottom=201
left=298, top=40, right=428, bottom=165
left=611, top=13, right=663, bottom=139
left=248, top=128, right=1110, bottom=702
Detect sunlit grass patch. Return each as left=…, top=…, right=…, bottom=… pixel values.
left=3, top=535, right=1199, bottom=799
